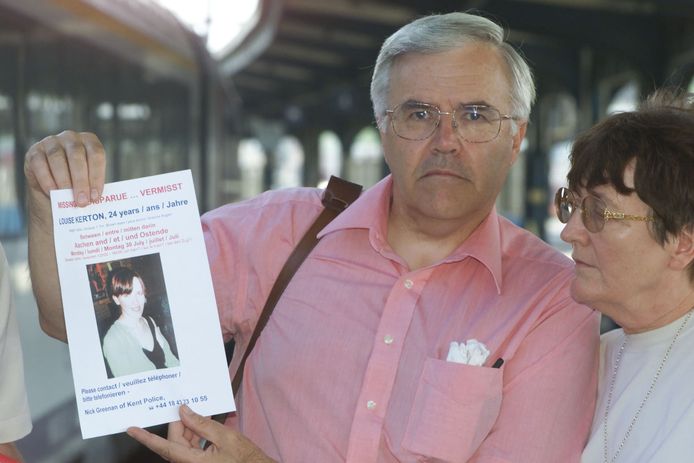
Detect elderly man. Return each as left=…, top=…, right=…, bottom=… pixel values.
left=25, top=12, right=598, bottom=463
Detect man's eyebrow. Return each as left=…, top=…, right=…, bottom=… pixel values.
left=458, top=101, right=493, bottom=108
left=400, top=99, right=434, bottom=107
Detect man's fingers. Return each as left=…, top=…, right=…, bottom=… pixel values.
left=178, top=405, right=226, bottom=447
left=127, top=427, right=172, bottom=460
left=24, top=130, right=106, bottom=207
left=41, top=135, right=74, bottom=190
left=24, top=143, right=58, bottom=196
left=80, top=131, right=106, bottom=201
left=60, top=131, right=92, bottom=205
left=168, top=420, right=200, bottom=447
left=127, top=426, right=200, bottom=463
left=131, top=411, right=273, bottom=463
left=182, top=425, right=201, bottom=447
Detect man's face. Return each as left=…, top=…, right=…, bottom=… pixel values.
left=380, top=44, right=526, bottom=227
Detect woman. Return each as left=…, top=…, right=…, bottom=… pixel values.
left=102, top=267, right=179, bottom=377
left=555, top=89, right=694, bottom=462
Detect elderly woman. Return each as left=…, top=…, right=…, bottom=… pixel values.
left=103, top=267, right=179, bottom=377
left=555, top=89, right=694, bottom=462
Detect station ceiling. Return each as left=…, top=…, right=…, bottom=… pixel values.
left=219, top=0, right=694, bottom=134
left=2, top=0, right=692, bottom=138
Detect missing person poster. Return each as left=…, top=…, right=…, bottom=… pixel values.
left=51, top=170, right=235, bottom=439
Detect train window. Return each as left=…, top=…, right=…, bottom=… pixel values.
left=545, top=140, right=573, bottom=255
left=538, top=92, right=578, bottom=253
left=273, top=136, right=304, bottom=189
left=495, top=137, right=528, bottom=227
left=96, top=103, right=115, bottom=120
left=27, top=92, right=75, bottom=137
left=348, top=127, right=383, bottom=188
left=238, top=138, right=267, bottom=199
left=318, top=131, right=343, bottom=188
left=606, top=81, right=639, bottom=114
left=117, top=103, right=151, bottom=120
left=0, top=93, right=22, bottom=236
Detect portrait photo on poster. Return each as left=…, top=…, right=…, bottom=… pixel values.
left=87, top=252, right=180, bottom=379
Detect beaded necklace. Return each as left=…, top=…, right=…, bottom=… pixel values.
left=602, top=308, right=694, bottom=463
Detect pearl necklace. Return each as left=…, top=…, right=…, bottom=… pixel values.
left=602, top=308, right=694, bottom=463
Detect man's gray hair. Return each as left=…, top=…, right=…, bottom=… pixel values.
left=371, top=12, right=536, bottom=129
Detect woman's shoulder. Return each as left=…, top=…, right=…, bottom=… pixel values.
left=103, top=319, right=134, bottom=342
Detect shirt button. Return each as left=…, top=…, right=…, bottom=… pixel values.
left=404, top=279, right=413, bottom=289
left=384, top=335, right=394, bottom=344
left=366, top=400, right=376, bottom=410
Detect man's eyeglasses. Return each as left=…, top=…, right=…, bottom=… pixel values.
left=385, top=102, right=517, bottom=143
left=554, top=187, right=655, bottom=233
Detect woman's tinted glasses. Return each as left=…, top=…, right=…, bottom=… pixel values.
left=554, top=187, right=655, bottom=233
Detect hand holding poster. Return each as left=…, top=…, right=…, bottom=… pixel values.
left=51, top=170, right=235, bottom=439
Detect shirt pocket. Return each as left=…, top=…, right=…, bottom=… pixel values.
left=401, top=357, right=503, bottom=463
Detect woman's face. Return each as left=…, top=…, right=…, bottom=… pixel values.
left=559, top=163, right=674, bottom=331
left=112, top=277, right=146, bottom=318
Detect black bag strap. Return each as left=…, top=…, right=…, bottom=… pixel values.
left=232, top=176, right=362, bottom=394
left=205, top=177, right=361, bottom=439
left=237, top=176, right=362, bottom=395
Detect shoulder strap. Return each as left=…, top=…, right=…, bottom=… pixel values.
left=231, top=176, right=362, bottom=394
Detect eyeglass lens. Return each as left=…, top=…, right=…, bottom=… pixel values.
left=391, top=103, right=503, bottom=142
left=554, top=188, right=605, bottom=233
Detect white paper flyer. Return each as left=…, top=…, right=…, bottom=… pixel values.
left=50, top=170, right=235, bottom=439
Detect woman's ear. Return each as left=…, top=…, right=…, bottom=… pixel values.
left=669, top=228, right=694, bottom=272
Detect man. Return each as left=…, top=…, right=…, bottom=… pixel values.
left=24, top=12, right=598, bottom=463
left=0, top=244, right=32, bottom=462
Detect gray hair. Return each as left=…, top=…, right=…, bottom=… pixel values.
left=371, top=12, right=536, bottom=129
left=641, top=87, right=694, bottom=111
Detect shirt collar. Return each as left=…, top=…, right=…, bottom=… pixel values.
left=448, top=207, right=503, bottom=294
left=317, top=175, right=391, bottom=238
left=317, top=175, right=503, bottom=293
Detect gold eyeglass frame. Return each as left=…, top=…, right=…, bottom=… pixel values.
left=554, top=187, right=655, bottom=233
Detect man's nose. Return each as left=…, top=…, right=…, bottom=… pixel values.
left=440, top=111, right=458, bottom=129
left=432, top=112, right=460, bottom=148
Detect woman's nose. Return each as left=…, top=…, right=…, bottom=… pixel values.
left=559, top=208, right=588, bottom=244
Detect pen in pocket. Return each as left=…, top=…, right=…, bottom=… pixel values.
left=491, top=358, right=504, bottom=368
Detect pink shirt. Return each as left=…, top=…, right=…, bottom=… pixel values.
left=202, top=176, right=599, bottom=463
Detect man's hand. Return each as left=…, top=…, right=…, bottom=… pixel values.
left=127, top=405, right=274, bottom=463
left=24, top=130, right=106, bottom=207
left=24, top=130, right=107, bottom=340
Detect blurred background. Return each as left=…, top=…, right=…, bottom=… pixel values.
left=0, top=0, right=693, bottom=461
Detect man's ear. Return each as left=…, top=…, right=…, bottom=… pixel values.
left=669, top=228, right=694, bottom=272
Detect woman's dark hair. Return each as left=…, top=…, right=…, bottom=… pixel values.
left=567, top=88, right=694, bottom=278
left=108, top=267, right=145, bottom=298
